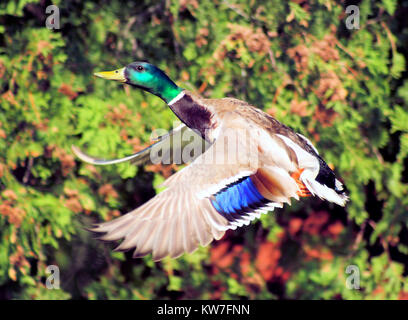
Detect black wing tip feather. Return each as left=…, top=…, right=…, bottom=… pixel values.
left=83, top=224, right=100, bottom=234
left=84, top=223, right=165, bottom=261
left=84, top=224, right=112, bottom=242
left=315, top=157, right=349, bottom=196
left=113, top=245, right=132, bottom=253
left=335, top=181, right=348, bottom=195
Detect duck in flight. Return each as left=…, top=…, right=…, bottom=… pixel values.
left=73, top=62, right=348, bottom=261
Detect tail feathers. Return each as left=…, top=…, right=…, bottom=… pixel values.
left=303, top=177, right=349, bottom=206
left=334, top=178, right=346, bottom=194
left=300, top=170, right=349, bottom=206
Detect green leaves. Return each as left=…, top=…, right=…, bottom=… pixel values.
left=382, top=0, right=398, bottom=16
left=0, top=0, right=33, bottom=16
left=390, top=106, right=408, bottom=133
left=391, top=52, right=406, bottom=79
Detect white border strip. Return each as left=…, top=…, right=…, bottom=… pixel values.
left=168, top=91, right=186, bottom=105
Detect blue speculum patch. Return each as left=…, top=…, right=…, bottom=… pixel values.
left=211, top=176, right=268, bottom=220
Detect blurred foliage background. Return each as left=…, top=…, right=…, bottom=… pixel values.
left=0, top=0, right=408, bottom=300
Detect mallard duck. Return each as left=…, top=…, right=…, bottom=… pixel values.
left=73, top=62, right=348, bottom=261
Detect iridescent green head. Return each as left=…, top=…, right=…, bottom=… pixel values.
left=94, top=62, right=183, bottom=103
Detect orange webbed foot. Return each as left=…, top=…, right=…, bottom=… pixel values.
left=290, top=168, right=312, bottom=197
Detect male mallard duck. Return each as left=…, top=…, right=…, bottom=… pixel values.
left=74, top=62, right=348, bottom=261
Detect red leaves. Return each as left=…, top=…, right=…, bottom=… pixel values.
left=64, top=188, right=83, bottom=214
left=289, top=211, right=345, bottom=262
left=146, top=163, right=178, bottom=179
left=327, top=221, right=344, bottom=239
left=0, top=59, right=5, bottom=79
left=105, top=103, right=133, bottom=126
left=312, top=104, right=338, bottom=128
left=288, top=44, right=310, bottom=74
left=245, top=28, right=271, bottom=54
left=210, top=231, right=290, bottom=291
left=0, top=163, right=5, bottom=178
left=0, top=190, right=26, bottom=228
left=315, top=71, right=347, bottom=103
left=398, top=291, right=408, bottom=300
left=212, top=24, right=270, bottom=69
left=1, top=90, right=18, bottom=107
left=179, top=0, right=199, bottom=12
left=288, top=217, right=303, bottom=236
left=195, top=28, right=209, bottom=48
left=290, top=98, right=309, bottom=117
left=239, top=251, right=251, bottom=276
left=58, top=83, right=78, bottom=100
left=53, top=146, right=75, bottom=176
left=36, top=40, right=52, bottom=55
left=8, top=245, right=30, bottom=281
left=64, top=198, right=82, bottom=214
left=210, top=241, right=235, bottom=270
left=0, top=204, right=24, bottom=227
left=208, top=209, right=346, bottom=297
left=304, top=245, right=334, bottom=261
left=311, top=34, right=340, bottom=62
left=105, top=210, right=121, bottom=221
left=372, top=286, right=385, bottom=299
left=255, top=241, right=282, bottom=282
left=287, top=34, right=348, bottom=128
left=303, top=210, right=329, bottom=236
left=288, top=34, right=341, bottom=75
left=3, top=189, right=18, bottom=201
left=126, top=136, right=148, bottom=153
left=0, top=189, right=26, bottom=228
left=98, top=184, right=119, bottom=202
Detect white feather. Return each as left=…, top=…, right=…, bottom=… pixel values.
left=300, top=169, right=348, bottom=206
left=297, top=133, right=319, bottom=155
left=276, top=134, right=319, bottom=172
left=197, top=170, right=254, bottom=198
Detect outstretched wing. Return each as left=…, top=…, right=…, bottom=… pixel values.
left=72, top=124, right=210, bottom=166
left=89, top=126, right=297, bottom=261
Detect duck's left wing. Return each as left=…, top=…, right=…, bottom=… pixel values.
left=72, top=124, right=209, bottom=166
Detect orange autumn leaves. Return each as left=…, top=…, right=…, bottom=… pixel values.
left=287, top=33, right=349, bottom=127
left=51, top=146, right=76, bottom=177
left=202, top=23, right=271, bottom=82
left=63, top=183, right=119, bottom=216
left=58, top=83, right=79, bottom=100
left=287, top=33, right=341, bottom=75
left=0, top=192, right=31, bottom=281
left=8, top=245, right=30, bottom=281
left=209, top=210, right=345, bottom=295
left=214, top=24, right=271, bottom=61
left=0, top=189, right=26, bottom=228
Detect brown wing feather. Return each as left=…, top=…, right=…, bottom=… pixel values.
left=89, top=128, right=265, bottom=261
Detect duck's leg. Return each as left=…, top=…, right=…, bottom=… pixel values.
left=290, top=168, right=312, bottom=197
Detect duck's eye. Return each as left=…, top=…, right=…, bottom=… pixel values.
left=136, top=65, right=144, bottom=71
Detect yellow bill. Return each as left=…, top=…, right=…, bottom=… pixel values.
left=94, top=67, right=126, bottom=82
